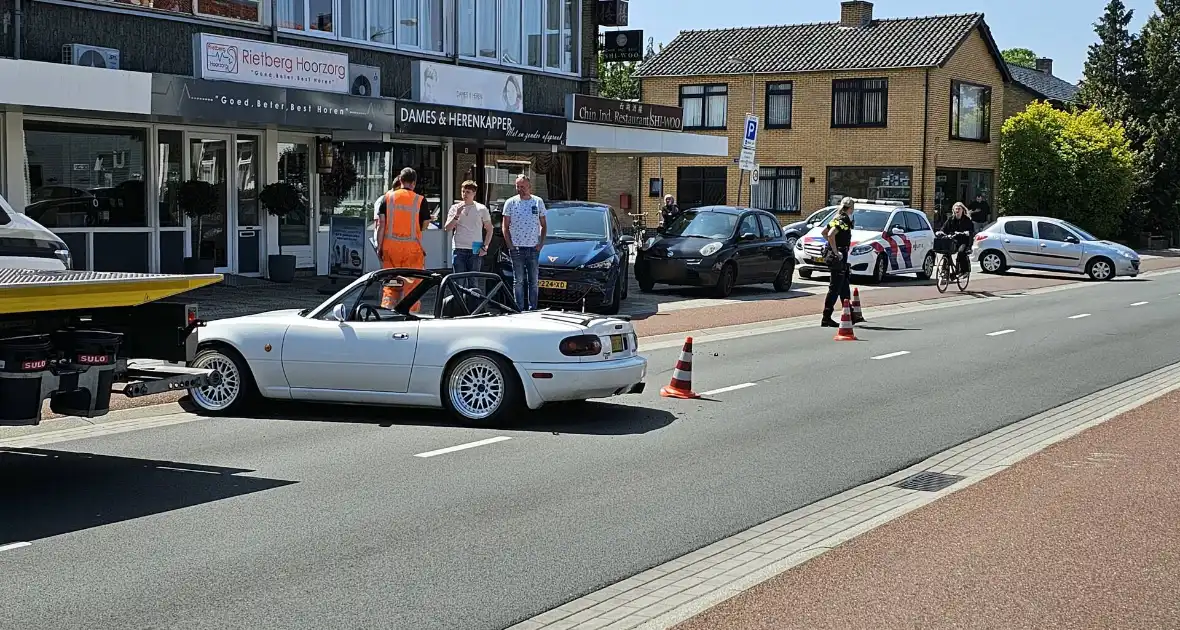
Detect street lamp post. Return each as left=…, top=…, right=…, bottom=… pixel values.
left=727, top=56, right=756, bottom=207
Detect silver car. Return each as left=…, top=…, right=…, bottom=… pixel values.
left=974, top=216, right=1140, bottom=281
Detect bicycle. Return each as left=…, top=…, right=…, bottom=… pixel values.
left=933, top=231, right=971, bottom=293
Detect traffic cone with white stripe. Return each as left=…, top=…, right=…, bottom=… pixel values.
left=660, top=337, right=701, bottom=399
left=851, top=287, right=865, bottom=324
left=834, top=300, right=859, bottom=341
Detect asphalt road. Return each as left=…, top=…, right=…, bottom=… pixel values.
left=3, top=272, right=1179, bottom=630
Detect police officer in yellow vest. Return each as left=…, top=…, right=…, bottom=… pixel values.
left=375, top=167, right=432, bottom=311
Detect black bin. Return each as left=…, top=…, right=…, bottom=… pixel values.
left=0, top=335, right=54, bottom=425
left=49, top=330, right=123, bottom=418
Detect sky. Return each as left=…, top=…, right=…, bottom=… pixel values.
left=624, top=0, right=1159, bottom=83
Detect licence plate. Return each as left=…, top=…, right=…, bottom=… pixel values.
left=811, top=257, right=827, bottom=265
left=610, top=334, right=625, bottom=353
left=538, top=280, right=567, bottom=289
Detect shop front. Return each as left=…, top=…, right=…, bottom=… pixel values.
left=934, top=168, right=994, bottom=220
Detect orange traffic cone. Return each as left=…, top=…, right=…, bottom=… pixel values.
left=660, top=337, right=701, bottom=399
left=851, top=288, right=865, bottom=324
left=834, top=300, right=859, bottom=341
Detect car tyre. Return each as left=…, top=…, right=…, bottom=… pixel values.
left=799, top=268, right=813, bottom=280
left=188, top=345, right=257, bottom=416
left=773, top=260, right=794, bottom=292
left=869, top=255, right=889, bottom=284
left=979, top=250, right=1007, bottom=274
left=917, top=252, right=936, bottom=280
left=442, top=351, right=523, bottom=427
left=785, top=235, right=799, bottom=251
left=636, top=264, right=655, bottom=293
left=1086, top=257, right=1115, bottom=281
left=713, top=262, right=737, bottom=298
left=601, top=275, right=623, bottom=315
left=621, top=262, right=630, bottom=299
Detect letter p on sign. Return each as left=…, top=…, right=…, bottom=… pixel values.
left=743, top=114, right=758, bottom=150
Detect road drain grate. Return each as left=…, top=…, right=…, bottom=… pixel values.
left=892, top=471, right=965, bottom=492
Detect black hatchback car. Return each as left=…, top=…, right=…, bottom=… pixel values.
left=634, top=206, right=794, bottom=298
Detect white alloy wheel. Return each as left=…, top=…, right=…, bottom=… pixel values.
left=447, top=355, right=507, bottom=421
left=980, top=251, right=1005, bottom=273
left=1088, top=258, right=1114, bottom=281
left=190, top=349, right=244, bottom=413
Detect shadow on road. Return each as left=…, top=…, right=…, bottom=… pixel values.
left=857, top=325, right=921, bottom=331
left=0, top=447, right=295, bottom=545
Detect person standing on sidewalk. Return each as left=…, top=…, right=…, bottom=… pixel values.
left=445, top=180, right=493, bottom=285
left=659, top=194, right=682, bottom=231
left=969, top=193, right=991, bottom=233
left=501, top=174, right=547, bottom=311
left=374, top=167, right=432, bottom=312
left=820, top=197, right=855, bottom=327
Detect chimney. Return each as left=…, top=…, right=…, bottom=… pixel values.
left=1035, top=58, right=1054, bottom=75
left=840, top=1, right=874, bottom=28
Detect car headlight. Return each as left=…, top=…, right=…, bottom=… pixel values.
left=699, top=242, right=723, bottom=257
left=584, top=258, right=614, bottom=269
left=1119, top=250, right=1136, bottom=259
left=54, top=248, right=72, bottom=269
left=849, top=245, right=874, bottom=256
left=640, top=237, right=657, bottom=251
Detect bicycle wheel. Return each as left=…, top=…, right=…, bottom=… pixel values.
left=957, top=265, right=971, bottom=291
left=935, top=256, right=951, bottom=293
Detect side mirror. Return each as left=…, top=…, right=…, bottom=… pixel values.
left=891, top=226, right=905, bottom=235
left=619, top=235, right=636, bottom=244
left=740, top=232, right=759, bottom=241
left=1065, top=235, right=1079, bottom=244
left=331, top=303, right=349, bottom=322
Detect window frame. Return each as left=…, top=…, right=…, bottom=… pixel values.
left=764, top=81, right=793, bottom=130
left=825, top=166, right=913, bottom=207
left=277, top=0, right=448, bottom=55
left=81, top=0, right=266, bottom=24
left=738, top=213, right=763, bottom=239
left=675, top=166, right=729, bottom=209
left=457, top=0, right=580, bottom=74
left=679, top=84, right=729, bottom=131
left=950, top=79, right=992, bottom=143
left=831, top=77, right=889, bottom=129
left=751, top=166, right=803, bottom=215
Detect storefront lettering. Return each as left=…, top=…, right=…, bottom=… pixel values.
left=570, top=95, right=684, bottom=131
left=396, top=102, right=566, bottom=144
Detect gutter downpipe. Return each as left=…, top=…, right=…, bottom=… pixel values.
left=270, top=0, right=279, bottom=41
left=920, top=67, right=930, bottom=215
left=14, top=0, right=23, bottom=59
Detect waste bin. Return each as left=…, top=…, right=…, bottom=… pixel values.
left=49, top=329, right=123, bottom=418
left=0, top=334, right=55, bottom=425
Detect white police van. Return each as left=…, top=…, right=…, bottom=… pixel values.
left=793, top=199, right=936, bottom=283
left=0, top=193, right=72, bottom=270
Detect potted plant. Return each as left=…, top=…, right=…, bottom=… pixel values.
left=175, top=179, right=219, bottom=274
left=259, top=181, right=306, bottom=283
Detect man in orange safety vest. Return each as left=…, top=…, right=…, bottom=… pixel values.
left=375, top=167, right=432, bottom=311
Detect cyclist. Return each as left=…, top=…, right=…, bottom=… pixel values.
left=938, top=202, right=975, bottom=278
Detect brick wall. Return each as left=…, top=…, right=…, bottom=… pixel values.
left=1002, top=83, right=1039, bottom=121
left=592, top=154, right=640, bottom=209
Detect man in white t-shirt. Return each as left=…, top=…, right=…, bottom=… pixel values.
left=501, top=174, right=547, bottom=310
left=444, top=180, right=493, bottom=286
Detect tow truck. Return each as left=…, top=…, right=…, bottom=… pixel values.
left=0, top=269, right=224, bottom=426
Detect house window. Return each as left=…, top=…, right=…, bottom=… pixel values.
left=752, top=167, right=802, bottom=214
left=826, top=167, right=912, bottom=205
left=459, top=0, right=579, bottom=72
left=765, top=82, right=793, bottom=129
left=277, top=0, right=441, bottom=52
left=87, top=0, right=262, bottom=22
left=951, top=80, right=992, bottom=141
left=680, top=84, right=728, bottom=130
left=832, top=78, right=888, bottom=128
left=676, top=166, right=728, bottom=209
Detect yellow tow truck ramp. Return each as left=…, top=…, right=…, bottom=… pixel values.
left=0, top=269, right=223, bottom=315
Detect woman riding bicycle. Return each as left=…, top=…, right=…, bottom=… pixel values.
left=939, top=202, right=975, bottom=278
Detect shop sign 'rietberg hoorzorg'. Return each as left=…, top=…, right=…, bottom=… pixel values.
left=396, top=101, right=567, bottom=145
left=193, top=33, right=350, bottom=94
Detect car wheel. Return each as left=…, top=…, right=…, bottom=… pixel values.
left=713, top=262, right=737, bottom=298
left=785, top=235, right=798, bottom=251
left=442, top=351, right=522, bottom=427
left=621, top=262, right=630, bottom=299
left=1086, top=257, right=1115, bottom=281
left=870, top=255, right=888, bottom=284
left=799, top=268, right=813, bottom=280
left=636, top=266, right=655, bottom=292
left=188, top=345, right=256, bottom=415
left=773, top=260, right=794, bottom=292
left=917, top=252, right=936, bottom=280
left=979, top=250, right=1007, bottom=274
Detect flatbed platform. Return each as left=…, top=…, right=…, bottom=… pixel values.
left=0, top=269, right=223, bottom=315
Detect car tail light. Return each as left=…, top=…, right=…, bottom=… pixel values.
left=186, top=305, right=199, bottom=326
left=559, top=334, right=602, bottom=356
left=974, top=233, right=988, bottom=242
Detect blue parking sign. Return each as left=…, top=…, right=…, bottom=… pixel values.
left=742, top=114, right=759, bottom=149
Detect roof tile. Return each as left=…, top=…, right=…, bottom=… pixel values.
left=1007, top=63, right=1079, bottom=103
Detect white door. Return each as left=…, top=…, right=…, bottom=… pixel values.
left=233, top=135, right=264, bottom=276
left=280, top=319, right=420, bottom=397
left=188, top=134, right=235, bottom=274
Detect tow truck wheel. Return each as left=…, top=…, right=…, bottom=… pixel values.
left=189, top=346, right=256, bottom=415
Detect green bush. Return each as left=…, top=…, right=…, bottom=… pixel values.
left=999, top=101, right=1135, bottom=239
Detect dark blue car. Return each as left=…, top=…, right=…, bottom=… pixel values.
left=493, top=202, right=635, bottom=314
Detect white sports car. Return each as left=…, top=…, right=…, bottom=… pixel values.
left=186, top=269, right=647, bottom=425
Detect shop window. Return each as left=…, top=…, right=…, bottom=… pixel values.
left=765, top=82, right=793, bottom=129
left=24, top=121, right=148, bottom=229
left=951, top=80, right=992, bottom=142
left=277, top=142, right=312, bottom=248
left=752, top=166, right=802, bottom=214
left=459, top=0, right=579, bottom=72
left=92, top=1, right=261, bottom=22
left=158, top=130, right=184, bottom=227
left=832, top=78, right=888, bottom=128
left=483, top=151, right=572, bottom=213
left=826, top=167, right=912, bottom=206
left=676, top=167, right=727, bottom=210
left=277, top=0, right=441, bottom=51
left=390, top=143, right=445, bottom=221
left=321, top=148, right=389, bottom=226
left=680, top=84, right=728, bottom=130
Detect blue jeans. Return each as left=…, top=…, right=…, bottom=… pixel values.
left=452, top=249, right=482, bottom=289
left=510, top=246, right=540, bottom=310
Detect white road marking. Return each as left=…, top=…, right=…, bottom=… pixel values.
left=700, top=383, right=757, bottom=397
left=871, top=351, right=911, bottom=360
left=1130, top=301, right=1149, bottom=306
left=1068, top=313, right=1091, bottom=319
left=987, top=329, right=1016, bottom=336
left=0, top=542, right=31, bottom=552
left=413, top=436, right=512, bottom=458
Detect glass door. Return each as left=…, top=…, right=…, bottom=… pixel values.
left=234, top=136, right=263, bottom=276
left=276, top=140, right=314, bottom=267
left=189, top=135, right=231, bottom=272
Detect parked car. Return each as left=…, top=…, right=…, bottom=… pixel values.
left=782, top=206, right=838, bottom=250
left=635, top=206, right=794, bottom=297
left=0, top=193, right=72, bottom=270
left=974, top=216, right=1140, bottom=280
left=794, top=200, right=935, bottom=283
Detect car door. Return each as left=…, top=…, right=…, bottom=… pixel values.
left=884, top=211, right=917, bottom=271
left=758, top=213, right=788, bottom=278
left=999, top=219, right=1039, bottom=264
left=1035, top=220, right=1085, bottom=271
left=734, top=213, right=768, bottom=282
left=902, top=211, right=935, bottom=268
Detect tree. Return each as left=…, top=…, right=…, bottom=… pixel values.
left=596, top=38, right=663, bottom=101
left=999, top=102, right=1135, bottom=239
left=1076, top=0, right=1142, bottom=127
left=1137, top=0, right=1180, bottom=232
left=1001, top=47, right=1037, bottom=67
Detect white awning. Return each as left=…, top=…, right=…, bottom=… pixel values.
left=565, top=121, right=729, bottom=157
left=0, top=58, right=152, bottom=115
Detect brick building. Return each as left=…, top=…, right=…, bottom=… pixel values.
left=1004, top=58, right=1080, bottom=118
left=634, top=0, right=1013, bottom=223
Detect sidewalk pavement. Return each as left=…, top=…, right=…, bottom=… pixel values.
left=673, top=389, right=1180, bottom=630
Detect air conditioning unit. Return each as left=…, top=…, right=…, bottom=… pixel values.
left=61, top=44, right=121, bottom=69
left=349, top=64, right=381, bottom=98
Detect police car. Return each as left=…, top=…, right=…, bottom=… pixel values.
left=793, top=199, right=937, bottom=283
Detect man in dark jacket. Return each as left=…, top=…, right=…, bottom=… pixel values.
left=968, top=193, right=991, bottom=232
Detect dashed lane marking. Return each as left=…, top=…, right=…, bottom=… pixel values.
left=0, top=542, right=31, bottom=552
left=699, top=383, right=757, bottom=397
left=871, top=351, right=911, bottom=360
left=1130, top=301, right=1149, bottom=306
left=413, top=436, right=512, bottom=458
left=1068, top=313, right=1091, bottom=319
left=987, top=329, right=1016, bottom=336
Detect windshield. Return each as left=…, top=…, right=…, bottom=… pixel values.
left=545, top=206, right=607, bottom=240
left=809, top=207, right=837, bottom=224
left=665, top=211, right=738, bottom=239
left=1060, top=220, right=1097, bottom=241
left=849, top=209, right=891, bottom=231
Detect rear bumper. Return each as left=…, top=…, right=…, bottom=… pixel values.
left=514, top=355, right=648, bottom=409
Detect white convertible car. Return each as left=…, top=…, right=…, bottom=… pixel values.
left=187, top=269, right=647, bottom=425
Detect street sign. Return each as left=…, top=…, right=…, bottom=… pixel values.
left=750, top=166, right=760, bottom=186
left=742, top=114, right=759, bottom=151
left=738, top=148, right=756, bottom=172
